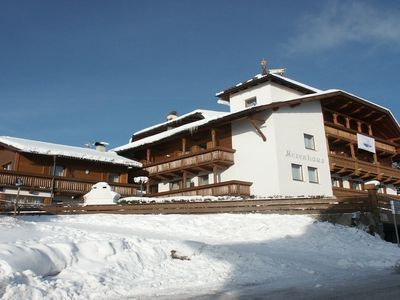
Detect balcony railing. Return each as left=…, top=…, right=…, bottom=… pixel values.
left=329, top=154, right=400, bottom=183
left=149, top=180, right=252, bottom=197
left=0, top=170, right=138, bottom=197
left=144, top=147, right=235, bottom=175
left=324, top=124, right=397, bottom=153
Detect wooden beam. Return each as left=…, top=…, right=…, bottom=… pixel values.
left=211, top=128, right=216, bottom=148
left=249, top=119, right=267, bottom=142
left=337, top=167, right=349, bottom=174
left=213, top=165, right=219, bottom=184
left=389, top=137, right=400, bottom=143
left=338, top=101, right=353, bottom=110
left=349, top=143, right=356, bottom=158
left=363, top=111, right=376, bottom=118
left=350, top=106, right=364, bottom=115
left=361, top=172, right=374, bottom=179
left=192, top=166, right=211, bottom=172
left=345, top=117, right=350, bottom=128
left=182, top=169, right=197, bottom=177
left=382, top=176, right=394, bottom=184
left=182, top=171, right=187, bottom=189
left=146, top=148, right=151, bottom=163
left=374, top=115, right=386, bottom=122
left=182, top=138, right=186, bottom=154
left=14, top=152, right=20, bottom=171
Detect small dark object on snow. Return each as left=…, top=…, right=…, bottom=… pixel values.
left=171, top=250, right=191, bottom=261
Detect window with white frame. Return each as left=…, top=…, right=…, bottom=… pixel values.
left=245, top=97, right=257, bottom=108
left=54, top=165, right=65, bottom=176
left=291, top=164, right=303, bottom=181
left=304, top=134, right=315, bottom=150
left=198, top=174, right=209, bottom=186
left=308, top=167, right=319, bottom=183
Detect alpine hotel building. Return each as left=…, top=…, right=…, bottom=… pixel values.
left=114, top=67, right=400, bottom=199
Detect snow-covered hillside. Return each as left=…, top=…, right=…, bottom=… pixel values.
left=0, top=214, right=399, bottom=299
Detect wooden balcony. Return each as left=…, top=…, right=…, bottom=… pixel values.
left=144, top=147, right=235, bottom=177
left=325, top=124, right=397, bottom=153
left=0, top=170, right=138, bottom=197
left=149, top=180, right=252, bottom=197
left=329, top=154, right=400, bottom=184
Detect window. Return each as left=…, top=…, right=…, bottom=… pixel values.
left=2, top=162, right=12, bottom=170
left=291, top=164, right=303, bottom=181
left=150, top=184, right=159, bottom=194
left=169, top=180, right=181, bottom=190
left=245, top=97, right=257, bottom=108
left=304, top=134, right=315, bottom=150
left=351, top=181, right=363, bottom=191
left=108, top=173, right=120, bottom=183
left=308, top=167, right=319, bottom=183
left=378, top=185, right=386, bottom=194
left=198, top=174, right=209, bottom=186
left=331, top=177, right=342, bottom=188
left=185, top=178, right=195, bottom=188
left=54, top=165, right=65, bottom=176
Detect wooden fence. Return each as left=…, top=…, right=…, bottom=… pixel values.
left=11, top=196, right=373, bottom=215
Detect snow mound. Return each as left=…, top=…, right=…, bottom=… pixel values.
left=83, top=182, right=120, bottom=205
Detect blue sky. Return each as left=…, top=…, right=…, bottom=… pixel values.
left=1, top=0, right=399, bottom=148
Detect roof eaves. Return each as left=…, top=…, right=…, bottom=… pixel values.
left=114, top=91, right=337, bottom=153
left=215, top=73, right=320, bottom=100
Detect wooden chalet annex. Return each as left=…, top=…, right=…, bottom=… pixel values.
left=0, top=136, right=142, bottom=207
left=113, top=68, right=400, bottom=199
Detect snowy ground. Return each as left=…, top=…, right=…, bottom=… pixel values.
left=0, top=214, right=399, bottom=299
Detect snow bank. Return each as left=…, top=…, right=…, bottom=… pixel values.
left=119, top=195, right=224, bottom=204
left=0, top=214, right=399, bottom=299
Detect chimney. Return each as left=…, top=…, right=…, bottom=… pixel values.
left=167, top=111, right=178, bottom=122
left=94, top=141, right=109, bottom=152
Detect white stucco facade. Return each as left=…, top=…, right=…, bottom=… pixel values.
left=229, top=81, right=304, bottom=113
left=221, top=100, right=333, bottom=197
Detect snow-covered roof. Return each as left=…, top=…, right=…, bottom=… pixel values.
left=0, top=136, right=142, bottom=167
left=133, top=109, right=226, bottom=137
left=216, top=73, right=321, bottom=98
left=113, top=92, right=331, bottom=153
left=112, top=111, right=230, bottom=152
left=113, top=88, right=400, bottom=153
left=270, top=73, right=322, bottom=93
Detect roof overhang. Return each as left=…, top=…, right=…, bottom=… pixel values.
left=114, top=90, right=400, bottom=153
left=216, top=73, right=320, bottom=101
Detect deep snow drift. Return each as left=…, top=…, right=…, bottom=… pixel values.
left=0, top=214, right=399, bottom=299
